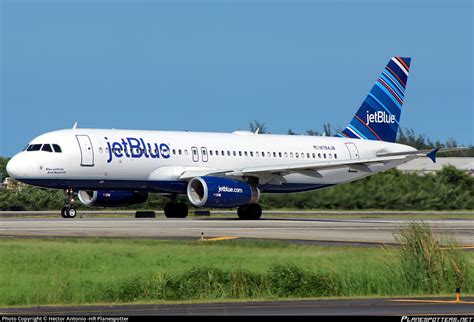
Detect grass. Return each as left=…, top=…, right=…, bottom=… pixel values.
left=0, top=227, right=473, bottom=306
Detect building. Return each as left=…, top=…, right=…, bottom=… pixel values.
left=396, top=157, right=474, bottom=175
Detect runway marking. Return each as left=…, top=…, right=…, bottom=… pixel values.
left=389, top=299, right=474, bottom=304
left=201, top=236, right=240, bottom=241
left=441, top=245, right=474, bottom=250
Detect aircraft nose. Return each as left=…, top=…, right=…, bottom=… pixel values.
left=6, top=154, right=28, bottom=179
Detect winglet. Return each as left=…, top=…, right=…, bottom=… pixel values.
left=427, top=148, right=440, bottom=163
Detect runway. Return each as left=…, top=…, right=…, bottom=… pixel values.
left=1, top=298, right=473, bottom=316
left=0, top=216, right=472, bottom=245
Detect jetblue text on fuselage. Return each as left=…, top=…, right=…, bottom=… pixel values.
left=105, top=137, right=170, bottom=163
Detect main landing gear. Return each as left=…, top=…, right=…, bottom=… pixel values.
left=237, top=203, right=262, bottom=220
left=164, top=196, right=189, bottom=218
left=61, top=189, right=78, bottom=218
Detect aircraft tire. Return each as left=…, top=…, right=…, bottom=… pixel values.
left=67, top=207, right=77, bottom=218
left=164, top=202, right=188, bottom=218
left=237, top=203, right=262, bottom=220
left=164, top=203, right=175, bottom=218
left=176, top=202, right=188, bottom=218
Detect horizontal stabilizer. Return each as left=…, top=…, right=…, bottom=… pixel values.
left=376, top=147, right=468, bottom=163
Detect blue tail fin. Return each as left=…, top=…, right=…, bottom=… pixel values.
left=336, top=57, right=411, bottom=142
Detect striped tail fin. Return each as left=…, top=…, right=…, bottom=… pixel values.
left=336, top=56, right=411, bottom=143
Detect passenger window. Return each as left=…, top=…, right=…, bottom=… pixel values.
left=172, top=149, right=176, bottom=155
left=301, top=153, right=305, bottom=159
left=99, top=147, right=103, bottom=153
left=27, top=144, right=42, bottom=151
left=250, top=151, right=253, bottom=157
left=244, top=151, right=248, bottom=156
left=278, top=152, right=282, bottom=157
left=52, top=144, right=62, bottom=153
left=284, top=152, right=288, bottom=158
left=334, top=154, right=337, bottom=159
left=324, top=153, right=327, bottom=159
left=318, top=153, right=321, bottom=158
left=256, top=151, right=259, bottom=157
left=273, top=152, right=276, bottom=157
left=233, top=151, right=236, bottom=156
left=307, top=153, right=310, bottom=158
left=262, top=151, right=265, bottom=157
left=179, top=149, right=182, bottom=155
left=185, top=150, right=188, bottom=155
left=227, top=151, right=230, bottom=156
left=42, top=144, right=53, bottom=152
left=290, top=152, right=293, bottom=158
left=209, top=150, right=213, bottom=156
left=239, top=151, right=242, bottom=156
left=295, top=153, right=299, bottom=158
left=329, top=154, right=333, bottom=159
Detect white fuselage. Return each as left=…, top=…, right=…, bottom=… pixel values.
left=7, top=128, right=415, bottom=194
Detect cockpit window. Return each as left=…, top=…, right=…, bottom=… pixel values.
left=27, top=144, right=42, bottom=151
left=41, top=144, right=53, bottom=152
left=52, top=144, right=62, bottom=153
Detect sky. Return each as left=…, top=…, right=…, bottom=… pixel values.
left=1, top=0, right=472, bottom=157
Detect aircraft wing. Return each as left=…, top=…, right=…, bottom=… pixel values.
left=179, top=147, right=459, bottom=181
left=179, top=155, right=411, bottom=181
left=221, top=155, right=410, bottom=177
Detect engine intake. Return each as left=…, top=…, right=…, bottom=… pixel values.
left=78, top=190, right=148, bottom=207
left=187, top=176, right=260, bottom=208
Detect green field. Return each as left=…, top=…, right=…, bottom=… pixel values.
left=1, top=227, right=472, bottom=307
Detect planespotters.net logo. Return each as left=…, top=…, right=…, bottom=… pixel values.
left=401, top=316, right=474, bottom=322
left=218, top=186, right=244, bottom=193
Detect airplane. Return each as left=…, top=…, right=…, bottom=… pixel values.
left=6, top=56, right=458, bottom=219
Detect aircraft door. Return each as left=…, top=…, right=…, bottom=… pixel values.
left=201, top=147, right=208, bottom=162
left=345, top=142, right=360, bottom=159
left=191, top=146, right=199, bottom=162
left=76, top=135, right=95, bottom=166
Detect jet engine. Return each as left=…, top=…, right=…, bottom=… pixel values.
left=187, top=176, right=260, bottom=208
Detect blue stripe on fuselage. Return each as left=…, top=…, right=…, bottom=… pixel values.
left=17, top=178, right=335, bottom=194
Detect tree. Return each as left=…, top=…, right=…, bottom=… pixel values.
left=249, top=121, right=268, bottom=134
left=0, top=157, right=9, bottom=180
left=323, top=123, right=332, bottom=136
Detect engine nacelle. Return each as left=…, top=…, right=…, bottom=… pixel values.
left=187, top=176, right=260, bottom=208
left=78, top=190, right=148, bottom=207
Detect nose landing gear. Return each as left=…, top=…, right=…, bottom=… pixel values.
left=61, top=189, right=78, bottom=218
